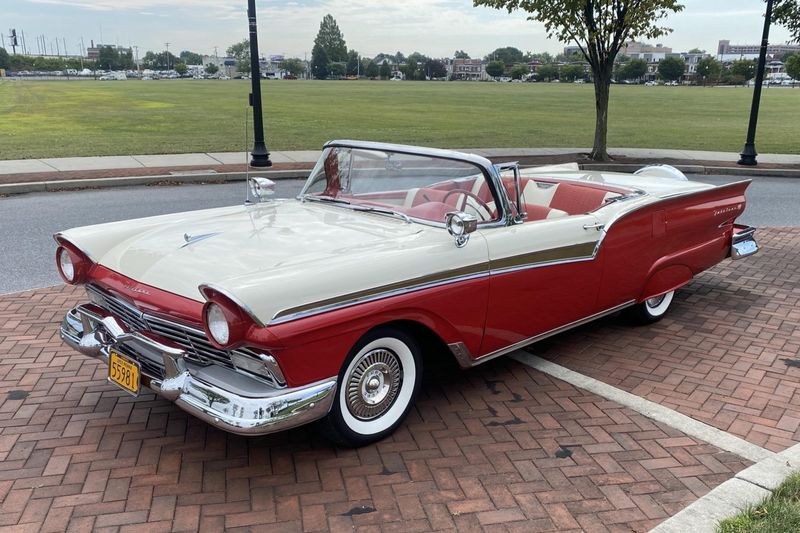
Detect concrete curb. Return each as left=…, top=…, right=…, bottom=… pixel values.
left=0, top=169, right=310, bottom=196
left=650, top=442, right=800, bottom=533
left=1, top=161, right=798, bottom=197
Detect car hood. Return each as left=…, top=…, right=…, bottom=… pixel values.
left=60, top=199, right=489, bottom=324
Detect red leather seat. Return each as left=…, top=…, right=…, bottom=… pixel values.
left=548, top=183, right=609, bottom=215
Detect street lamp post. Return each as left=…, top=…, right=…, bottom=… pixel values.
left=738, top=0, right=774, bottom=166
left=247, top=0, right=272, bottom=167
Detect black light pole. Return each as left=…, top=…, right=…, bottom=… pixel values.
left=738, top=0, right=773, bottom=166
left=247, top=0, right=272, bottom=167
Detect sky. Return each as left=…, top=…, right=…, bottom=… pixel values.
left=1, top=0, right=794, bottom=60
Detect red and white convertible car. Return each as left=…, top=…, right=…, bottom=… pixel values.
left=57, top=141, right=758, bottom=445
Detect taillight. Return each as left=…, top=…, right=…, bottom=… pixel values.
left=200, top=288, right=253, bottom=350
left=55, top=241, right=92, bottom=285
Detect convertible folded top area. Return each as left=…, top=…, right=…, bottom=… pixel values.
left=55, top=140, right=758, bottom=445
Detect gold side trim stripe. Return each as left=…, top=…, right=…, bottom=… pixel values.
left=271, top=240, right=600, bottom=323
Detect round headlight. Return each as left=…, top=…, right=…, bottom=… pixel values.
left=58, top=247, right=75, bottom=282
left=206, top=303, right=230, bottom=345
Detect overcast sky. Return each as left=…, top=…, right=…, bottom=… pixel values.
left=4, top=0, right=794, bottom=59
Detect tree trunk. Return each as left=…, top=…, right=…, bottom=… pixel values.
left=590, top=66, right=613, bottom=161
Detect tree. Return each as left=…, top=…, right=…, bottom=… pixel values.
left=175, top=62, right=188, bottom=76
left=179, top=51, right=203, bottom=65
left=785, top=54, right=800, bottom=81
left=379, top=61, right=392, bottom=79
left=402, top=57, right=420, bottom=80
left=486, top=60, right=505, bottom=77
left=619, top=58, right=647, bottom=80
left=510, top=64, right=531, bottom=79
left=226, top=39, right=251, bottom=72
left=0, top=47, right=10, bottom=70
left=695, top=56, right=721, bottom=85
left=205, top=63, right=219, bottom=75
left=486, top=46, right=525, bottom=64
left=454, top=50, right=471, bottom=59
left=536, top=63, right=559, bottom=81
left=282, top=58, right=305, bottom=77
left=365, top=61, right=379, bottom=78
left=425, top=58, right=448, bottom=79
left=774, top=0, right=800, bottom=43
left=311, top=43, right=330, bottom=79
left=658, top=56, right=685, bottom=81
left=688, top=47, right=705, bottom=54
left=731, top=59, right=757, bottom=81
left=474, top=0, right=684, bottom=161
left=346, top=49, right=360, bottom=75
left=314, top=14, right=347, bottom=63
left=330, top=63, right=346, bottom=77
left=560, top=63, right=585, bottom=81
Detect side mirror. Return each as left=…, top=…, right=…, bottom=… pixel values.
left=445, top=212, right=478, bottom=248
left=249, top=177, right=276, bottom=202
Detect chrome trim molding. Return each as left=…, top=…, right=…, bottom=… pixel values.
left=61, top=304, right=336, bottom=436
left=449, top=300, right=637, bottom=369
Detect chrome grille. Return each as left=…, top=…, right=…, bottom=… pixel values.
left=85, top=284, right=286, bottom=388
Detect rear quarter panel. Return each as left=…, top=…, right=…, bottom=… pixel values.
left=596, top=180, right=750, bottom=310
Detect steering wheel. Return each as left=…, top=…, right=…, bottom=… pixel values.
left=442, top=189, right=493, bottom=220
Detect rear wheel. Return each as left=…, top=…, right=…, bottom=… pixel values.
left=625, top=290, right=675, bottom=325
left=323, top=327, right=422, bottom=447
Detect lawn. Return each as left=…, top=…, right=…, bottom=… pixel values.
left=717, top=472, right=800, bottom=532
left=0, top=78, right=798, bottom=159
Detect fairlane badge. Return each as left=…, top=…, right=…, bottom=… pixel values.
left=124, top=284, right=150, bottom=295
left=714, top=204, right=742, bottom=217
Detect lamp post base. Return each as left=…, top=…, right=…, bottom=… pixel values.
left=250, top=142, right=272, bottom=168
left=738, top=144, right=758, bottom=166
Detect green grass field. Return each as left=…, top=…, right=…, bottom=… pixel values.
left=1, top=78, right=798, bottom=159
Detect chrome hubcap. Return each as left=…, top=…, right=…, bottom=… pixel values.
left=346, top=349, right=402, bottom=420
left=646, top=295, right=666, bottom=308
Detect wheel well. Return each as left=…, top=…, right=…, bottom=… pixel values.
left=375, top=320, right=460, bottom=375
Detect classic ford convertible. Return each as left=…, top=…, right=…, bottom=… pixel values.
left=57, top=141, right=758, bottom=445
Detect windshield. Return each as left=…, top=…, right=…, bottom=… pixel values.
left=299, top=146, right=501, bottom=224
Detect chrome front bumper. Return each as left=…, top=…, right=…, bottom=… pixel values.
left=60, top=303, right=337, bottom=436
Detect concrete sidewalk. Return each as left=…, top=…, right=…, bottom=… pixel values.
left=1, top=147, right=799, bottom=176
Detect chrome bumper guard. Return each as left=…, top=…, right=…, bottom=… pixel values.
left=60, top=303, right=336, bottom=436
left=731, top=225, right=759, bottom=260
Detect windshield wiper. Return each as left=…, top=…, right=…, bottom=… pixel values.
left=350, top=205, right=411, bottom=224
left=302, top=195, right=351, bottom=205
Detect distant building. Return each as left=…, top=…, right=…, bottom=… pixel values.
left=87, top=42, right=132, bottom=60
left=718, top=39, right=800, bottom=60
left=620, top=41, right=672, bottom=62
left=447, top=58, right=487, bottom=81
left=563, top=45, right=582, bottom=57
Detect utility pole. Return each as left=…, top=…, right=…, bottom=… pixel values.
left=247, top=0, right=271, bottom=167
left=133, top=45, right=139, bottom=74
left=738, top=0, right=773, bottom=166
left=21, top=29, right=27, bottom=54
left=63, top=37, right=68, bottom=56
left=164, top=42, right=170, bottom=70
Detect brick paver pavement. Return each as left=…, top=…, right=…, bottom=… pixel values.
left=2, top=229, right=795, bottom=531
left=536, top=227, right=800, bottom=453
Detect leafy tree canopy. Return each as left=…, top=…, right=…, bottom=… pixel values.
left=365, top=60, right=379, bottom=78
left=282, top=58, right=305, bottom=76
left=486, top=46, right=525, bottom=64
left=774, top=0, right=800, bottom=43
left=205, top=63, right=219, bottom=75
left=311, top=43, right=330, bottom=79
left=537, top=63, right=559, bottom=80
left=695, top=56, right=721, bottom=81
left=174, top=63, right=188, bottom=76
left=378, top=61, right=392, bottom=79
left=314, top=14, right=348, bottom=63
left=454, top=50, right=471, bottom=59
left=657, top=56, right=685, bottom=81
left=786, top=54, right=800, bottom=80
left=510, top=63, right=531, bottom=79
left=486, top=60, right=506, bottom=77
left=730, top=59, right=757, bottom=81
left=560, top=63, right=585, bottom=81
left=0, top=47, right=10, bottom=69
left=473, top=0, right=684, bottom=160
left=179, top=50, right=203, bottom=65
left=618, top=58, right=647, bottom=80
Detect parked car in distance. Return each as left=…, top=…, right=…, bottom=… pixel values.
left=283, top=74, right=297, bottom=80
left=56, top=141, right=758, bottom=446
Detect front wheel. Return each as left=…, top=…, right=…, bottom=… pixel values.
left=322, top=327, right=422, bottom=447
left=625, top=290, right=675, bottom=325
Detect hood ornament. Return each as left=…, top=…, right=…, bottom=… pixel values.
left=181, top=232, right=221, bottom=248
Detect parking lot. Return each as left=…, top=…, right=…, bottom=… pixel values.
left=0, top=227, right=797, bottom=532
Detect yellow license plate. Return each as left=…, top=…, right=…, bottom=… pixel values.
left=109, top=350, right=140, bottom=395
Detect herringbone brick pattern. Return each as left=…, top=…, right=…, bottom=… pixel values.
left=536, top=227, right=800, bottom=453
left=0, top=272, right=758, bottom=531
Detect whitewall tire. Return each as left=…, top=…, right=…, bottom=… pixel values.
left=323, top=327, right=422, bottom=446
left=626, top=290, right=675, bottom=324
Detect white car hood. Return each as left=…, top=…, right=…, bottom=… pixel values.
left=60, top=199, right=489, bottom=323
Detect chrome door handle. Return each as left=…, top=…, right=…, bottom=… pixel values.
left=582, top=223, right=605, bottom=231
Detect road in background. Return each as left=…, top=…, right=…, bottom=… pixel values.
left=1, top=175, right=796, bottom=294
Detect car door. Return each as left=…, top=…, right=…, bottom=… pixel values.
left=478, top=213, right=606, bottom=356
